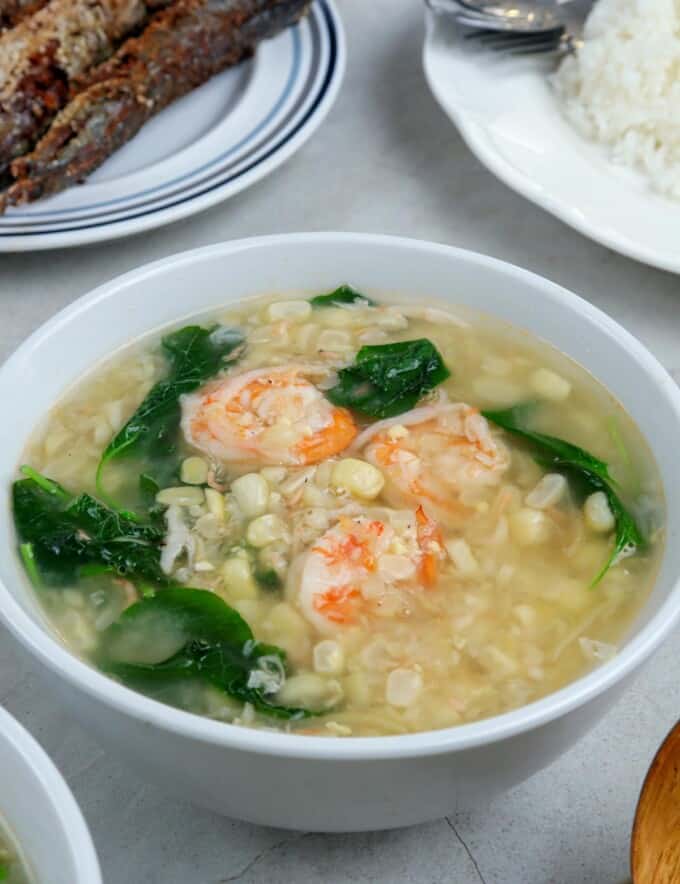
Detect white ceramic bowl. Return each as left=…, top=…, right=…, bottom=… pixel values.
left=0, top=706, right=101, bottom=883
left=1, top=234, right=679, bottom=832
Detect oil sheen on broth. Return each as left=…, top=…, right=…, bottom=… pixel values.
left=0, top=816, right=33, bottom=883
left=15, top=292, right=663, bottom=737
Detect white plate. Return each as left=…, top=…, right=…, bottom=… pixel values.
left=423, top=10, right=680, bottom=273
left=0, top=0, right=344, bottom=251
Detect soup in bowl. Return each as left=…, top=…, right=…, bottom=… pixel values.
left=0, top=814, right=32, bottom=884
left=13, top=291, right=664, bottom=737
left=0, top=706, right=101, bottom=884
left=0, top=234, right=678, bottom=830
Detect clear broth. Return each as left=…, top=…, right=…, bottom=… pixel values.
left=19, top=295, right=664, bottom=737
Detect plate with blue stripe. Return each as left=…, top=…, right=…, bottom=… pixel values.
left=0, top=0, right=344, bottom=251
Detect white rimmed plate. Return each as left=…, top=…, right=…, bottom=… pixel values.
left=423, top=10, right=680, bottom=273
left=0, top=0, right=344, bottom=251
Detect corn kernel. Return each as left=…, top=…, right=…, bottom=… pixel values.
left=262, top=603, right=307, bottom=640
left=313, top=640, right=345, bottom=675
left=343, top=672, right=372, bottom=707
left=231, top=473, right=269, bottom=518
left=276, top=674, right=343, bottom=710
left=318, top=329, right=352, bottom=351
left=331, top=458, right=384, bottom=500
left=530, top=368, right=572, bottom=402
left=246, top=514, right=286, bottom=548
left=386, top=668, right=423, bottom=707
left=444, top=538, right=479, bottom=576
left=584, top=491, right=615, bottom=533
left=267, top=300, right=312, bottom=321
left=204, top=488, right=225, bottom=522
left=261, top=466, right=287, bottom=484
left=180, top=456, right=209, bottom=485
left=194, top=513, right=222, bottom=540
left=510, top=508, right=552, bottom=546
left=525, top=473, right=567, bottom=509
left=156, top=486, right=205, bottom=507
left=221, top=555, right=259, bottom=599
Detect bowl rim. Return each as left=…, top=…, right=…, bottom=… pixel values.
left=0, top=706, right=102, bottom=883
left=2, top=231, right=680, bottom=761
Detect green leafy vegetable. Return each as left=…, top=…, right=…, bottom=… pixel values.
left=326, top=339, right=450, bottom=419
left=0, top=862, right=8, bottom=881
left=138, top=472, right=166, bottom=528
left=19, top=542, right=41, bottom=587
left=483, top=405, right=644, bottom=585
left=606, top=415, right=640, bottom=496
left=139, top=473, right=160, bottom=502
left=96, top=325, right=243, bottom=497
left=591, top=486, right=644, bottom=585
left=100, top=587, right=310, bottom=720
left=13, top=467, right=167, bottom=587
left=482, top=405, right=613, bottom=485
left=254, top=567, right=282, bottom=591
left=310, top=284, right=374, bottom=308
left=20, top=465, right=69, bottom=498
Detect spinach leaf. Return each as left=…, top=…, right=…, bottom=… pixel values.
left=326, top=339, right=450, bottom=419
left=310, top=284, right=374, bottom=308
left=482, top=405, right=614, bottom=485
left=592, top=484, right=644, bottom=585
left=139, top=473, right=160, bottom=503
left=254, top=566, right=282, bottom=591
left=13, top=467, right=167, bottom=587
left=96, top=325, right=243, bottom=496
left=100, top=587, right=311, bottom=720
left=19, top=541, right=41, bottom=587
left=483, top=405, right=644, bottom=585
left=20, top=465, right=70, bottom=500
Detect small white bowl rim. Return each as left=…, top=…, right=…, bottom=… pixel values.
left=1, top=232, right=680, bottom=762
left=0, top=706, right=102, bottom=883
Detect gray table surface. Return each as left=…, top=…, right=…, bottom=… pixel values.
left=1, top=1, right=679, bottom=881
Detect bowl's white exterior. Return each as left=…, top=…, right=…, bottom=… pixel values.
left=1, top=234, right=679, bottom=832
left=0, top=707, right=102, bottom=882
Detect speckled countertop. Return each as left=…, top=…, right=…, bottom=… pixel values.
left=1, top=1, right=679, bottom=881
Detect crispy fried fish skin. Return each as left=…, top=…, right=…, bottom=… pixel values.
left=0, top=0, right=50, bottom=30
left=0, top=39, right=68, bottom=162
left=74, top=0, right=309, bottom=92
left=3, top=0, right=309, bottom=207
left=4, top=79, right=148, bottom=202
left=0, top=0, right=169, bottom=175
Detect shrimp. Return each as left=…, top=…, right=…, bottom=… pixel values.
left=180, top=365, right=357, bottom=466
left=353, top=403, right=510, bottom=524
left=297, top=510, right=443, bottom=634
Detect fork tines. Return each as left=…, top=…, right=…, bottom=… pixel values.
left=464, top=24, right=565, bottom=54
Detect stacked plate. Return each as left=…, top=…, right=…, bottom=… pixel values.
left=0, top=0, right=344, bottom=251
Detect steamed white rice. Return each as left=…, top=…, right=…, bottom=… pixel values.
left=553, top=0, right=680, bottom=198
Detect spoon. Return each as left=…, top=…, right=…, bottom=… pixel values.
left=631, top=720, right=680, bottom=884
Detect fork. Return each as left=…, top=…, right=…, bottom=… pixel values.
left=467, top=26, right=582, bottom=55
left=426, top=0, right=563, bottom=31
left=426, top=0, right=589, bottom=55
